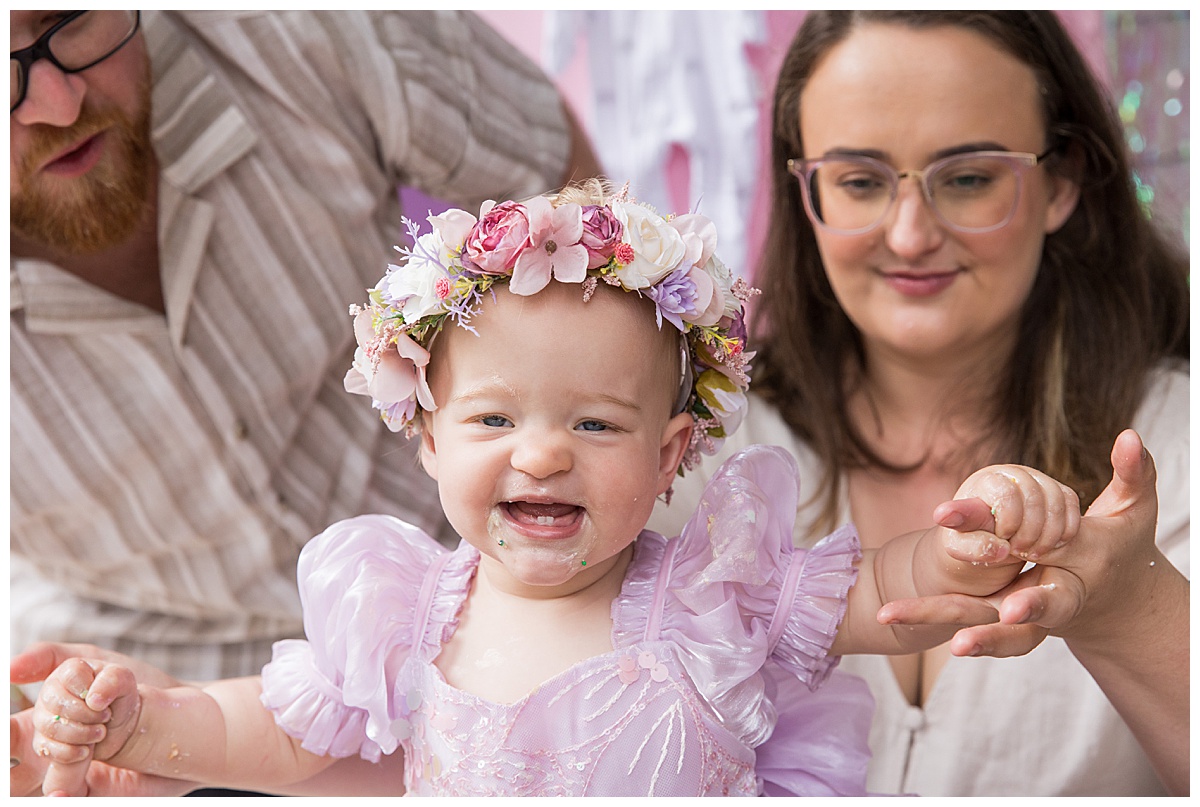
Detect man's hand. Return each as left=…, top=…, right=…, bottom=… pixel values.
left=10, top=642, right=191, bottom=797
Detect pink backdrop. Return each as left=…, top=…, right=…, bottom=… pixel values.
left=403, top=12, right=1187, bottom=278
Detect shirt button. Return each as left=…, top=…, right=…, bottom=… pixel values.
left=903, top=705, right=926, bottom=731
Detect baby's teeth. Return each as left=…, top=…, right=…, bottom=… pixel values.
left=535, top=516, right=555, bottom=526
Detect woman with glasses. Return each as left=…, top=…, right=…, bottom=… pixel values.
left=651, top=10, right=1188, bottom=796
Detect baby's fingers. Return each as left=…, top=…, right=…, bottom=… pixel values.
left=34, top=708, right=108, bottom=750
left=85, top=663, right=138, bottom=712
left=1014, top=471, right=1079, bottom=561
left=36, top=659, right=110, bottom=726
left=32, top=706, right=97, bottom=797
left=970, top=467, right=1080, bottom=561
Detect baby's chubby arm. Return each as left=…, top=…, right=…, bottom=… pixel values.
left=831, top=464, right=1080, bottom=656
left=31, top=657, right=335, bottom=796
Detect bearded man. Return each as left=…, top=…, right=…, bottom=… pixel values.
left=11, top=10, right=599, bottom=690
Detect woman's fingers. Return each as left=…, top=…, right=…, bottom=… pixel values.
left=994, top=565, right=1087, bottom=628
left=42, top=746, right=94, bottom=797
left=948, top=621, right=1050, bottom=658
left=877, top=592, right=1001, bottom=628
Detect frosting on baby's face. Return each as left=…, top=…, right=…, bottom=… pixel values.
left=420, top=282, right=692, bottom=598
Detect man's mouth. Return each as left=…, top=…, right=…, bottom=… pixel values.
left=40, top=132, right=105, bottom=177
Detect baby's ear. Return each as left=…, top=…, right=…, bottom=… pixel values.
left=418, top=414, right=438, bottom=480
left=656, top=412, right=695, bottom=495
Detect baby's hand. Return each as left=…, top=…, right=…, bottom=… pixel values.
left=936, top=464, right=1081, bottom=566
left=31, top=658, right=141, bottom=797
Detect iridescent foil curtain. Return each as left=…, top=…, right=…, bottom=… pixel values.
left=1109, top=10, right=1190, bottom=249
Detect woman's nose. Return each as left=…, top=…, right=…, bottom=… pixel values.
left=510, top=430, right=573, bottom=479
left=882, top=180, right=946, bottom=259
left=12, top=59, right=86, bottom=128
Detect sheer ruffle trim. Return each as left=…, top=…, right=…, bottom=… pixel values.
left=613, top=445, right=860, bottom=748
left=609, top=528, right=666, bottom=646
left=420, top=544, right=479, bottom=658
left=260, top=639, right=377, bottom=760
left=771, top=523, right=861, bottom=690
left=260, top=514, right=450, bottom=761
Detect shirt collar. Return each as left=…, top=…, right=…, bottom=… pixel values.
left=147, top=11, right=258, bottom=347
left=12, top=11, right=258, bottom=346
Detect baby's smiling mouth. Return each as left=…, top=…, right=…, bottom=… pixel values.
left=503, top=501, right=583, bottom=530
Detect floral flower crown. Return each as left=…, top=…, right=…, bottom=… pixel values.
left=344, top=183, right=758, bottom=476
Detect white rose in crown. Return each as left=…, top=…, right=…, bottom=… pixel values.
left=381, top=209, right=475, bottom=322
left=610, top=201, right=689, bottom=289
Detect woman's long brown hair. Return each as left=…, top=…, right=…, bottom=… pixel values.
left=753, top=11, right=1189, bottom=537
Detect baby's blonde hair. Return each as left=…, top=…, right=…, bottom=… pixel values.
left=549, top=177, right=616, bottom=208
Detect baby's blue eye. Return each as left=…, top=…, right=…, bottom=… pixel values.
left=577, top=420, right=608, bottom=432
left=480, top=414, right=511, bottom=428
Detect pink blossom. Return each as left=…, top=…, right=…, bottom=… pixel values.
left=461, top=200, right=531, bottom=276
left=344, top=310, right=435, bottom=429
left=510, top=197, right=588, bottom=295
left=579, top=204, right=624, bottom=269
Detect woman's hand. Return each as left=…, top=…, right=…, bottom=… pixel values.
left=877, top=429, right=1188, bottom=794
left=876, top=429, right=1167, bottom=654
left=954, top=428, right=1171, bottom=654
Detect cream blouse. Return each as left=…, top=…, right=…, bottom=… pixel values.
left=648, top=361, right=1188, bottom=795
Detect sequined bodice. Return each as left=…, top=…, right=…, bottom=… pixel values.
left=395, top=641, right=756, bottom=796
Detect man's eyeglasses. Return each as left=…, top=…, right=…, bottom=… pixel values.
left=786, top=147, right=1057, bottom=235
left=11, top=11, right=140, bottom=113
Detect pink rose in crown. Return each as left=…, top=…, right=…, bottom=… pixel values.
left=461, top=200, right=531, bottom=276
left=579, top=204, right=624, bottom=269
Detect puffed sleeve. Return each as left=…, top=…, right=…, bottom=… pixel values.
left=259, top=514, right=448, bottom=761
left=651, top=445, right=863, bottom=749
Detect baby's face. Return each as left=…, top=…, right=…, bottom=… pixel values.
left=421, top=282, right=692, bottom=597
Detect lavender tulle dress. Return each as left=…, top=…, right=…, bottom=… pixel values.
left=260, top=445, right=873, bottom=796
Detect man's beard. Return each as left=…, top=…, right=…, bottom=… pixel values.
left=10, top=75, right=153, bottom=255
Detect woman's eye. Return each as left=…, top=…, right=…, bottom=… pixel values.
left=576, top=420, right=609, bottom=433
left=942, top=172, right=993, bottom=191
left=480, top=414, right=511, bottom=428
left=830, top=171, right=888, bottom=197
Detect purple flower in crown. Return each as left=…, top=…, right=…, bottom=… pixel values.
left=461, top=200, right=531, bottom=276
left=644, top=264, right=699, bottom=332
left=724, top=306, right=748, bottom=347
left=579, top=204, right=623, bottom=269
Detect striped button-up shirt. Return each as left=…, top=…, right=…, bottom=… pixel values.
left=11, top=10, right=570, bottom=680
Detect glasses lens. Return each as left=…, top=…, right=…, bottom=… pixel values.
left=11, top=57, right=23, bottom=110
left=927, top=155, right=1021, bottom=231
left=806, top=159, right=894, bottom=232
left=47, top=11, right=138, bottom=71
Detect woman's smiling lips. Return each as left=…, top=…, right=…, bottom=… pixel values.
left=502, top=500, right=584, bottom=539
left=880, top=268, right=962, bottom=297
